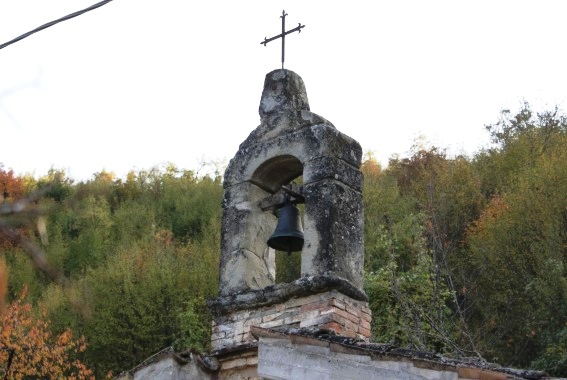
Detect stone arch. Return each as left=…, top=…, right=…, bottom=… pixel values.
left=251, top=154, right=303, bottom=193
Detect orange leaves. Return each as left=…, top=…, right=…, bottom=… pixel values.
left=466, top=194, right=509, bottom=239
left=0, top=287, right=94, bottom=379
left=0, top=165, right=25, bottom=202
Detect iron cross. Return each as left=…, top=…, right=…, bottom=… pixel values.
left=260, top=10, right=305, bottom=69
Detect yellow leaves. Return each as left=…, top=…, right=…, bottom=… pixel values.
left=361, top=155, right=382, bottom=178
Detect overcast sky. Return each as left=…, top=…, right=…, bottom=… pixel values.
left=2, top=1, right=567, bottom=181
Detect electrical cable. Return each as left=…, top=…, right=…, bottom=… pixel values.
left=0, top=0, right=113, bottom=50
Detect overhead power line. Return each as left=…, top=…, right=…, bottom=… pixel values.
left=0, top=0, right=114, bottom=50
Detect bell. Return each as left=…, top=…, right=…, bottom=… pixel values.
left=267, top=202, right=304, bottom=254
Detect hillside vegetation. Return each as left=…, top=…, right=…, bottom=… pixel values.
left=1, top=104, right=566, bottom=377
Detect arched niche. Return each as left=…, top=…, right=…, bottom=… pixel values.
left=250, top=155, right=303, bottom=193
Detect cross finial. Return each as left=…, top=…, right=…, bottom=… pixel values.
left=260, top=10, right=305, bottom=69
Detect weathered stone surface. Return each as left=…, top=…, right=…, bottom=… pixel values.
left=208, top=275, right=368, bottom=317
left=259, top=69, right=309, bottom=118
left=239, top=69, right=335, bottom=151
left=303, top=156, right=364, bottom=192
left=302, top=179, right=364, bottom=289
left=115, top=350, right=216, bottom=380
left=256, top=337, right=462, bottom=380
left=219, top=249, right=275, bottom=296
left=224, top=124, right=362, bottom=191
left=220, top=182, right=274, bottom=253
left=218, top=183, right=276, bottom=296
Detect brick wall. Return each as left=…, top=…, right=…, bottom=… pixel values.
left=211, top=290, right=371, bottom=352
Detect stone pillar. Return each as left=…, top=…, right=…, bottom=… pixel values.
left=302, top=154, right=364, bottom=289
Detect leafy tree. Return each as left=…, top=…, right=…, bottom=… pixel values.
left=157, top=171, right=223, bottom=242
left=62, top=214, right=220, bottom=376
left=364, top=212, right=458, bottom=353
left=0, top=287, right=93, bottom=379
left=362, top=153, right=418, bottom=272
left=174, top=296, right=212, bottom=353
left=0, top=164, right=25, bottom=201
left=65, top=195, right=113, bottom=274
left=36, top=168, right=73, bottom=203
left=362, top=153, right=469, bottom=355
left=462, top=104, right=567, bottom=371
left=476, top=102, right=567, bottom=196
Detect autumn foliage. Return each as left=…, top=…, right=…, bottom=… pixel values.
left=0, top=287, right=93, bottom=379
left=0, top=165, right=25, bottom=202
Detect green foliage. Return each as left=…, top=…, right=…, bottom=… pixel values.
left=36, top=168, right=73, bottom=202
left=463, top=132, right=567, bottom=366
left=65, top=195, right=113, bottom=273
left=2, top=103, right=566, bottom=375
left=110, top=200, right=156, bottom=248
left=174, top=296, right=212, bottom=353
left=2, top=166, right=222, bottom=377
left=75, top=231, right=218, bottom=376
left=531, top=328, right=567, bottom=376
left=364, top=212, right=457, bottom=354
left=459, top=104, right=567, bottom=370
left=362, top=154, right=420, bottom=272
left=275, top=251, right=301, bottom=283
left=3, top=247, right=46, bottom=302
left=156, top=172, right=223, bottom=242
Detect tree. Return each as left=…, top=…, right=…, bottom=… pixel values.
left=362, top=152, right=471, bottom=355
left=0, top=165, right=25, bottom=202
left=462, top=104, right=567, bottom=372
left=0, top=287, right=93, bottom=379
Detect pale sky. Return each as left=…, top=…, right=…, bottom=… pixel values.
left=2, top=1, right=567, bottom=182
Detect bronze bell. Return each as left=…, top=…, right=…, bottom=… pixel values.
left=267, top=202, right=304, bottom=254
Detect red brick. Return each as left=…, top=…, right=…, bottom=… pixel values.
left=358, top=326, right=371, bottom=337
left=300, top=299, right=331, bottom=313
left=344, top=318, right=359, bottom=333
left=342, top=328, right=358, bottom=338
left=345, top=305, right=362, bottom=319
left=359, top=318, right=371, bottom=330
left=360, top=310, right=372, bottom=323
left=327, top=307, right=360, bottom=324
left=329, top=298, right=346, bottom=310
left=329, top=313, right=347, bottom=327
left=320, top=321, right=344, bottom=334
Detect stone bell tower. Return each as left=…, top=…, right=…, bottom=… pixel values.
left=208, top=69, right=371, bottom=374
